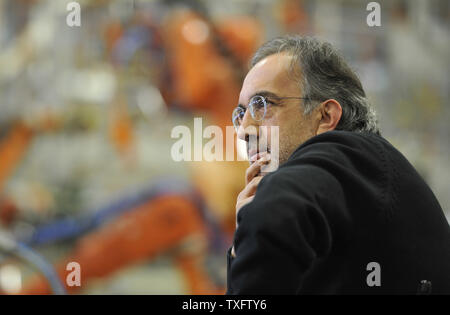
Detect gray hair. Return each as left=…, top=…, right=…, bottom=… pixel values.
left=251, top=35, right=380, bottom=135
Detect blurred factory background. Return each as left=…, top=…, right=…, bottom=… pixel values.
left=0, top=0, right=448, bottom=294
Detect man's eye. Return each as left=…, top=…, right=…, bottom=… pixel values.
left=251, top=98, right=265, bottom=109
left=235, top=110, right=244, bottom=119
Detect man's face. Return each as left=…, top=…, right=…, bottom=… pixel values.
left=237, top=53, right=318, bottom=166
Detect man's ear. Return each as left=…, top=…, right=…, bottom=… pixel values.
left=316, top=99, right=342, bottom=135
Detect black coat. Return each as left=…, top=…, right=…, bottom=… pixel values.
left=226, top=130, right=450, bottom=294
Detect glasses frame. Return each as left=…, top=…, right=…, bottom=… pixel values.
left=232, top=95, right=311, bottom=131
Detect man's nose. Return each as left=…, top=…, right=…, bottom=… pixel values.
left=237, top=109, right=259, bottom=142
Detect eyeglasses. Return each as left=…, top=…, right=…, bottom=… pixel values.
left=232, top=95, right=310, bottom=131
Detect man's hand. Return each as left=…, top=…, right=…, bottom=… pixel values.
left=232, top=152, right=271, bottom=258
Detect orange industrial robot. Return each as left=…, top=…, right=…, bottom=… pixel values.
left=18, top=10, right=262, bottom=294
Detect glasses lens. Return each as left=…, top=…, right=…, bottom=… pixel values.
left=232, top=107, right=245, bottom=130
left=249, top=96, right=266, bottom=121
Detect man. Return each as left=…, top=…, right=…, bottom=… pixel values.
left=227, top=35, right=450, bottom=294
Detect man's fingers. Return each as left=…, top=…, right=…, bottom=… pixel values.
left=239, top=176, right=263, bottom=200
left=246, top=153, right=271, bottom=184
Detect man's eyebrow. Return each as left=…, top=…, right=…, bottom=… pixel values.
left=237, top=90, right=281, bottom=108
